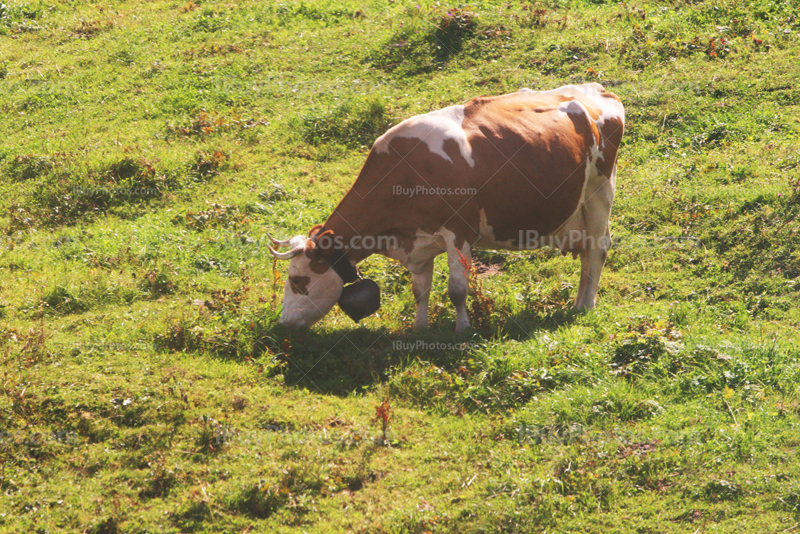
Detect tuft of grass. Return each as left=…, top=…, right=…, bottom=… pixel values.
left=42, top=285, right=86, bottom=315
left=292, top=94, right=393, bottom=148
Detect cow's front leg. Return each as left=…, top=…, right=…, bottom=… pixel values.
left=446, top=244, right=471, bottom=332
left=411, top=259, right=434, bottom=330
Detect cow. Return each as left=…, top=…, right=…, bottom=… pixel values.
left=268, top=83, right=625, bottom=331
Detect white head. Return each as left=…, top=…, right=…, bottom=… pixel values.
left=269, top=231, right=344, bottom=328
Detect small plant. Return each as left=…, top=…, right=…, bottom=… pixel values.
left=166, top=111, right=268, bottom=138
left=168, top=111, right=229, bottom=137
left=258, top=182, right=289, bottom=203
left=192, top=150, right=229, bottom=180
left=154, top=316, right=204, bottom=353
left=139, top=264, right=176, bottom=297
left=457, top=250, right=495, bottom=335
left=703, top=479, right=743, bottom=502
left=373, top=398, right=393, bottom=444
left=42, top=285, right=86, bottom=315
left=89, top=516, right=119, bottom=534
left=295, top=95, right=392, bottom=148
left=228, top=482, right=288, bottom=519
left=434, top=7, right=478, bottom=54
left=70, top=18, right=114, bottom=39
left=15, top=321, right=50, bottom=364
left=194, top=415, right=225, bottom=456
left=611, top=317, right=684, bottom=377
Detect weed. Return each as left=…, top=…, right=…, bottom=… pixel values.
left=458, top=249, right=495, bottom=336
left=229, top=482, right=288, bottom=519
left=192, top=150, right=229, bottom=180
left=139, top=465, right=180, bottom=500
left=138, top=264, right=177, bottom=297
left=166, top=111, right=267, bottom=139
left=70, top=19, right=114, bottom=39
left=373, top=398, right=393, bottom=444
left=611, top=317, right=683, bottom=377
left=42, top=285, right=86, bottom=315
left=258, top=182, right=290, bottom=203
left=6, top=154, right=54, bottom=181
left=704, top=479, right=743, bottom=502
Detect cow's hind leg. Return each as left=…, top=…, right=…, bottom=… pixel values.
left=412, top=259, right=434, bottom=330
left=446, top=242, right=471, bottom=332
left=573, top=170, right=615, bottom=311
left=573, top=249, right=591, bottom=308
left=573, top=246, right=608, bottom=311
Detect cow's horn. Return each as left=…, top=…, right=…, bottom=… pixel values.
left=268, top=243, right=304, bottom=260
left=266, top=232, right=293, bottom=248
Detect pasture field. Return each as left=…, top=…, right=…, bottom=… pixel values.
left=1, top=0, right=800, bottom=532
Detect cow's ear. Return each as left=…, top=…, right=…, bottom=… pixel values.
left=308, top=224, right=324, bottom=238
left=312, top=229, right=336, bottom=259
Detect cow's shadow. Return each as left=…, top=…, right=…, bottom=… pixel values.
left=254, top=306, right=579, bottom=396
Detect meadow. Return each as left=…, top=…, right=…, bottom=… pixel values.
left=1, top=0, right=800, bottom=532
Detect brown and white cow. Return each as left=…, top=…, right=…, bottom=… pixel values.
left=269, top=83, right=625, bottom=331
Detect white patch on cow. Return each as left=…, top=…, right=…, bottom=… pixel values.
left=555, top=97, right=605, bottom=162
left=388, top=232, right=446, bottom=274
left=535, top=84, right=625, bottom=131
left=557, top=99, right=587, bottom=117
left=478, top=209, right=496, bottom=242
left=373, top=105, right=475, bottom=167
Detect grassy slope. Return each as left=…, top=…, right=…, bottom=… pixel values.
left=1, top=0, right=800, bottom=532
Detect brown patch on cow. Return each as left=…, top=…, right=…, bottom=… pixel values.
left=302, top=229, right=335, bottom=274
left=300, top=242, right=331, bottom=275
left=318, top=137, right=481, bottom=262
left=289, top=275, right=311, bottom=295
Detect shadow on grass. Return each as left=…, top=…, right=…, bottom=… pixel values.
left=255, top=305, right=580, bottom=396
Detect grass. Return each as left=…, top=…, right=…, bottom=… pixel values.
left=1, top=0, right=800, bottom=532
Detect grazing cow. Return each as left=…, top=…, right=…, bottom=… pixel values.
left=269, top=83, right=625, bottom=331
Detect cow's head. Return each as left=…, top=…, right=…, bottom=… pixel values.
left=269, top=227, right=381, bottom=328
left=268, top=228, right=343, bottom=328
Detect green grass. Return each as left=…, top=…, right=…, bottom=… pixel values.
left=2, top=0, right=800, bottom=532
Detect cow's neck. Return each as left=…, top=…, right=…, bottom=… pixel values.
left=319, top=206, right=381, bottom=265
